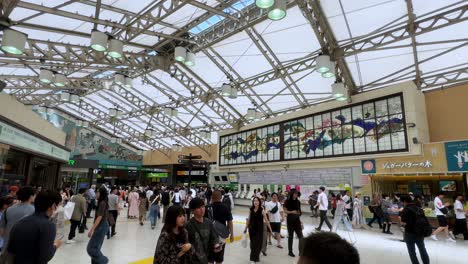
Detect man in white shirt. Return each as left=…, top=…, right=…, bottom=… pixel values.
left=146, top=187, right=154, bottom=200
left=315, top=186, right=332, bottom=231
left=343, top=191, right=352, bottom=218
left=431, top=192, right=456, bottom=242
left=452, top=194, right=467, bottom=240
left=266, top=193, right=284, bottom=248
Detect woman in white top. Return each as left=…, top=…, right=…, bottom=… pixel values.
left=172, top=189, right=181, bottom=206
left=452, top=194, right=467, bottom=240
left=332, top=194, right=353, bottom=232
left=431, top=192, right=456, bottom=242
left=352, top=193, right=366, bottom=229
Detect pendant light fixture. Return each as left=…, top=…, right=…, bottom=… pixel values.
left=256, top=0, right=274, bottom=9
left=268, top=0, right=287, bottom=21
left=332, top=81, right=346, bottom=98
left=321, top=61, right=336, bottom=78
left=70, top=94, right=79, bottom=103
left=107, top=38, right=123, bottom=59
left=336, top=95, right=348, bottom=102
left=109, top=108, right=117, bottom=117
left=90, top=30, right=108, bottom=52
left=53, top=73, right=67, bottom=87
left=145, top=129, right=152, bottom=137
left=164, top=107, right=178, bottom=118
left=76, top=120, right=83, bottom=127
left=184, top=51, right=195, bottom=66
left=82, top=120, right=89, bottom=128
left=316, top=55, right=331, bottom=73
left=124, top=77, right=133, bottom=88
left=60, top=92, right=70, bottom=102
left=174, top=46, right=187, bottom=62
left=246, top=108, right=257, bottom=121
left=39, top=69, right=54, bottom=84
left=172, top=143, right=182, bottom=152
left=221, top=83, right=238, bottom=99
left=200, top=130, right=211, bottom=139
left=114, top=73, right=125, bottom=85
left=1, top=29, right=27, bottom=55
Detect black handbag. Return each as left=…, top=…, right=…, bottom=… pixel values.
left=440, top=207, right=448, bottom=215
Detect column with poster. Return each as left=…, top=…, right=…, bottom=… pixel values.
left=445, top=140, right=468, bottom=172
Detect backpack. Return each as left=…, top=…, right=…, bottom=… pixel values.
left=222, top=194, right=232, bottom=210
left=205, top=205, right=230, bottom=241
left=161, top=191, right=170, bottom=206
left=409, top=207, right=432, bottom=237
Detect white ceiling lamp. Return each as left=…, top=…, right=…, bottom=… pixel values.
left=107, top=38, right=123, bottom=59
left=114, top=73, right=125, bottom=85
left=174, top=46, right=187, bottom=62
left=336, top=93, right=348, bottom=102
left=109, top=108, right=117, bottom=117
left=268, top=0, right=287, bottom=21
left=82, top=121, right=89, bottom=128
left=1, top=29, right=27, bottom=55
left=116, top=109, right=124, bottom=117
left=321, top=61, right=336, bottom=78
left=90, top=30, right=108, bottom=52
left=256, top=0, right=274, bottom=9
left=151, top=130, right=158, bottom=137
left=164, top=107, right=178, bottom=118
left=172, top=143, right=182, bottom=152
left=332, top=81, right=346, bottom=98
left=70, top=94, right=79, bottom=103
left=316, top=55, right=331, bottom=73
left=53, top=73, right=67, bottom=87
left=124, top=77, right=133, bottom=88
left=144, top=129, right=152, bottom=137
left=46, top=108, right=55, bottom=115
left=221, top=83, right=238, bottom=99
left=60, top=92, right=70, bottom=102
left=184, top=51, right=195, bottom=67
left=246, top=108, right=257, bottom=121
left=37, top=106, right=46, bottom=114
left=255, top=111, right=263, bottom=120
left=76, top=120, right=83, bottom=127
left=39, top=69, right=54, bottom=84
left=200, top=130, right=211, bottom=139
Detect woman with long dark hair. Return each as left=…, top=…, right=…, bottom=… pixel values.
left=244, top=196, right=271, bottom=264
left=154, top=205, right=191, bottom=264
left=87, top=186, right=113, bottom=263
left=139, top=191, right=149, bottom=226
left=149, top=190, right=161, bottom=229
left=283, top=189, right=303, bottom=257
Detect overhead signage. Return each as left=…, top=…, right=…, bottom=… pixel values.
left=382, top=160, right=433, bottom=169
left=0, top=120, right=69, bottom=161
left=147, top=172, right=168, bottom=178
left=65, top=159, right=99, bottom=169
left=445, top=140, right=468, bottom=172
left=177, top=170, right=205, bottom=176
left=228, top=173, right=238, bottom=183
left=178, top=154, right=202, bottom=160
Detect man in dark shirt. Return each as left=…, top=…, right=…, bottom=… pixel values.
left=186, top=197, right=219, bottom=264
left=207, top=191, right=233, bottom=264
left=8, top=190, right=63, bottom=264
left=400, top=195, right=430, bottom=264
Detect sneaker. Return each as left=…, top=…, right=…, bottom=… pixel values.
left=449, top=231, right=456, bottom=240
left=315, top=227, right=321, bottom=232
left=66, top=240, right=76, bottom=244
left=431, top=235, right=438, bottom=241
left=446, top=238, right=456, bottom=243
left=288, top=252, right=295, bottom=257
left=277, top=245, right=283, bottom=249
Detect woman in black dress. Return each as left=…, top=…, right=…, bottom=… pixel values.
left=244, top=196, right=271, bottom=264
left=283, top=189, right=304, bottom=257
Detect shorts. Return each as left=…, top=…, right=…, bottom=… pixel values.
left=270, top=222, right=281, bottom=233
left=437, top=215, right=448, bottom=227
left=208, top=244, right=225, bottom=263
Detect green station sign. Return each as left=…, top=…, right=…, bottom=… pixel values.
left=147, top=172, right=168, bottom=178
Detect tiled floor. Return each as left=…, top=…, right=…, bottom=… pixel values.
left=50, top=207, right=468, bottom=264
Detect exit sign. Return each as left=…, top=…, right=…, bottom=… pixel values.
left=68, top=159, right=76, bottom=166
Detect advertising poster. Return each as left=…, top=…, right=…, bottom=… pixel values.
left=445, top=140, right=468, bottom=172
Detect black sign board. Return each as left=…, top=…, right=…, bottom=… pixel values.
left=178, top=154, right=202, bottom=160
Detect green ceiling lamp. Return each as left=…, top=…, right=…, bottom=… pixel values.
left=256, top=0, right=274, bottom=9
left=1, top=29, right=27, bottom=55
left=268, top=0, right=287, bottom=21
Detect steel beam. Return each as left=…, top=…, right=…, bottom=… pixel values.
left=0, top=0, right=20, bottom=17
left=406, top=0, right=421, bottom=88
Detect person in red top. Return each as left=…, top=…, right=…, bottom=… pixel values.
left=330, top=192, right=337, bottom=219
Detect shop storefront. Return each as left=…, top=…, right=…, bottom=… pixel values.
left=61, top=159, right=99, bottom=192
left=0, top=118, right=69, bottom=191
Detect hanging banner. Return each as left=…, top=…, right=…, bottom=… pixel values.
left=445, top=140, right=468, bottom=172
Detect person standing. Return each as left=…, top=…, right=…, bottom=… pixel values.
left=332, top=194, right=353, bottom=233
left=308, top=191, right=318, bottom=218
left=153, top=205, right=191, bottom=264
left=0, top=196, right=14, bottom=252
left=315, top=186, right=332, bottom=232
left=108, top=187, right=120, bottom=237
left=400, top=195, right=430, bottom=264
left=161, top=188, right=171, bottom=222
left=352, top=192, right=366, bottom=229
left=431, top=192, right=456, bottom=242
left=87, top=187, right=113, bottom=264
left=452, top=194, right=468, bottom=240
left=85, top=185, right=96, bottom=218
left=183, top=191, right=193, bottom=221
left=244, top=197, right=270, bottom=264
left=67, top=188, right=87, bottom=244
left=8, top=191, right=63, bottom=263
left=139, top=192, right=149, bottom=226
left=128, top=189, right=139, bottom=219
left=381, top=194, right=393, bottom=234
left=0, top=186, right=36, bottom=257
left=283, top=189, right=303, bottom=257
left=205, top=186, right=213, bottom=205
left=265, top=192, right=284, bottom=248
left=342, top=190, right=353, bottom=220
left=172, top=188, right=182, bottom=206
left=367, top=194, right=383, bottom=229
left=208, top=191, right=234, bottom=264
left=149, top=191, right=161, bottom=230
left=186, top=198, right=220, bottom=264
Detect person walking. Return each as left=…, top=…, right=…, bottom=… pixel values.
left=128, top=189, right=139, bottom=219
left=352, top=192, right=366, bottom=229
left=283, top=189, right=303, bottom=257
left=265, top=192, right=284, bottom=248
left=183, top=191, right=193, bottom=221
left=330, top=192, right=337, bottom=219
left=431, top=192, right=456, bottom=242
left=87, top=186, right=113, bottom=264
left=172, top=188, right=182, bottom=206
left=7, top=190, right=63, bottom=263
left=139, top=192, right=149, bottom=226
left=315, top=186, right=332, bottom=232
left=400, top=195, right=430, bottom=264
left=452, top=194, right=468, bottom=240
left=108, top=187, right=120, bottom=237
left=186, top=198, right=220, bottom=264
left=244, top=197, right=270, bottom=264
left=343, top=190, right=353, bottom=220
left=67, top=188, right=87, bottom=244
left=149, top=192, right=161, bottom=230
left=381, top=194, right=393, bottom=234
left=207, top=190, right=234, bottom=264
left=161, top=187, right=171, bottom=222
left=308, top=191, right=318, bottom=218
left=332, top=194, right=352, bottom=233
left=85, top=185, right=96, bottom=218
left=367, top=194, right=383, bottom=229
left=153, top=205, right=191, bottom=264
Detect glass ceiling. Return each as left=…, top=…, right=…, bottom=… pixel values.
left=1, top=0, right=467, bottom=151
